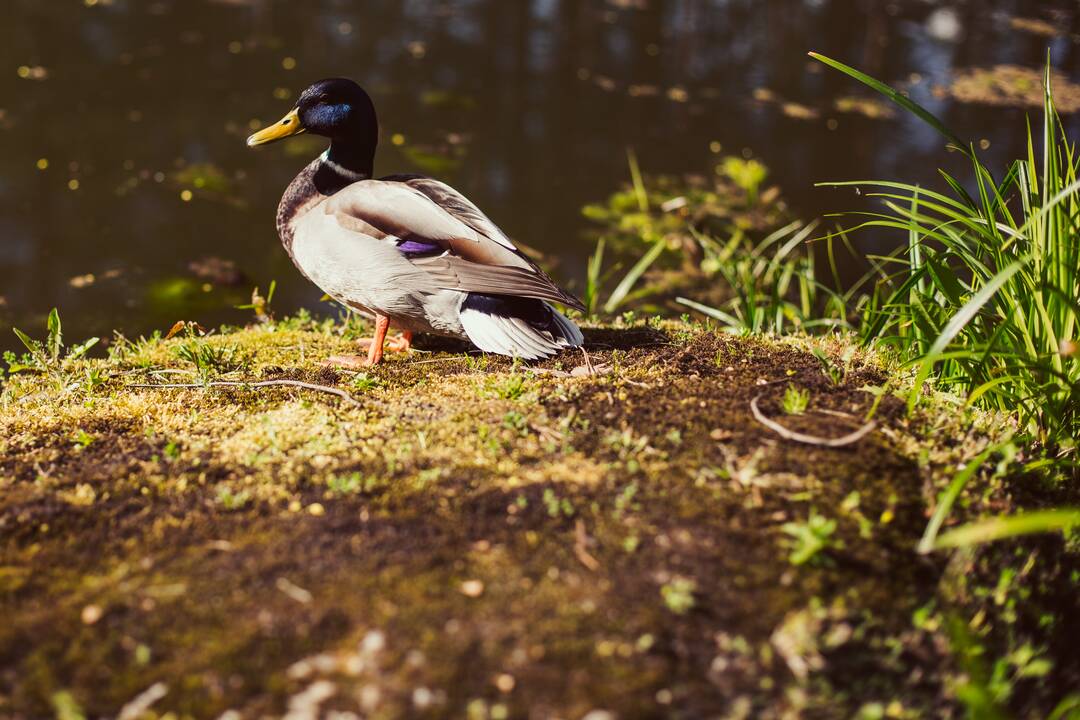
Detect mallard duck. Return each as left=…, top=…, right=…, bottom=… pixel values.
left=246, top=78, right=584, bottom=366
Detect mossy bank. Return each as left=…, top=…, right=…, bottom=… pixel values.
left=1, top=317, right=1077, bottom=719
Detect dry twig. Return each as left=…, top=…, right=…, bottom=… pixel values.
left=750, top=395, right=875, bottom=448
left=574, top=519, right=601, bottom=572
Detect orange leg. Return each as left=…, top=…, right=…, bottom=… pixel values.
left=365, top=314, right=391, bottom=365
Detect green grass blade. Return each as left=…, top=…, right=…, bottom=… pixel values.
left=937, top=169, right=979, bottom=210
left=603, top=240, right=665, bottom=314
left=626, top=148, right=648, bottom=213
left=675, top=297, right=742, bottom=328
left=918, top=445, right=998, bottom=554
left=925, top=262, right=1025, bottom=358
left=932, top=509, right=1080, bottom=550
left=585, top=237, right=606, bottom=317
left=12, top=327, right=38, bottom=356
left=47, top=307, right=62, bottom=361
left=907, top=261, right=1025, bottom=412
left=817, top=179, right=977, bottom=216
left=808, top=52, right=969, bottom=154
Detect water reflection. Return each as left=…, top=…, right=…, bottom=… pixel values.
left=1, top=0, right=1078, bottom=349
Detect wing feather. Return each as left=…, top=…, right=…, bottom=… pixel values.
left=411, top=255, right=584, bottom=310
left=383, top=174, right=518, bottom=251
left=326, top=178, right=585, bottom=311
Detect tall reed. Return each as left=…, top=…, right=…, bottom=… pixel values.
left=812, top=53, right=1080, bottom=455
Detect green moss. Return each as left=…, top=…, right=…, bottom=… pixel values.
left=0, top=317, right=1076, bottom=718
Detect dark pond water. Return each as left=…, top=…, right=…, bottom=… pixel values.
left=3, top=0, right=1080, bottom=351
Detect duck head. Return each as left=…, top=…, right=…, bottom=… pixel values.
left=247, top=78, right=378, bottom=174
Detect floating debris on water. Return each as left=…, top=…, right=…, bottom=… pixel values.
left=1007, top=15, right=1059, bottom=37
left=949, top=64, right=1080, bottom=113
left=187, top=256, right=246, bottom=287
left=16, top=65, right=49, bottom=80
left=752, top=88, right=819, bottom=120
left=833, top=95, right=896, bottom=119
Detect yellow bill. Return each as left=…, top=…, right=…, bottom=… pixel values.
left=246, top=107, right=305, bottom=146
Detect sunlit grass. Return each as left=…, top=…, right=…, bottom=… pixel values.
left=814, top=53, right=1080, bottom=459
left=676, top=220, right=854, bottom=335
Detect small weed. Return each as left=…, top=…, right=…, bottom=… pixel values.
left=216, top=486, right=252, bottom=511
left=782, top=510, right=839, bottom=566
left=275, top=307, right=316, bottom=332
left=72, top=429, right=94, bottom=449
left=661, top=577, right=697, bottom=614
left=235, top=280, right=276, bottom=323
left=542, top=488, right=575, bottom=518
left=782, top=385, right=810, bottom=415
left=812, top=348, right=844, bottom=385
left=107, top=330, right=163, bottom=368
left=488, top=373, right=527, bottom=401
left=614, top=482, right=640, bottom=517
left=82, top=367, right=108, bottom=393
left=502, top=411, right=528, bottom=436
left=720, top=156, right=768, bottom=203
left=464, top=355, right=489, bottom=372
left=6, top=308, right=99, bottom=384
left=327, top=472, right=366, bottom=496
left=351, top=373, right=381, bottom=392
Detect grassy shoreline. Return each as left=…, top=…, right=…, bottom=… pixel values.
left=2, top=317, right=1077, bottom=718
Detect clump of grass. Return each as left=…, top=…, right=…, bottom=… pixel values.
left=675, top=221, right=855, bottom=335
left=813, top=52, right=1080, bottom=554
left=4, top=308, right=99, bottom=387
left=174, top=336, right=249, bottom=381
left=582, top=148, right=845, bottom=322
left=814, top=53, right=1080, bottom=455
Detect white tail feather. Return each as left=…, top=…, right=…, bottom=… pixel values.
left=460, top=303, right=582, bottom=359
